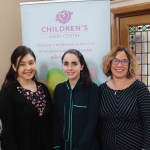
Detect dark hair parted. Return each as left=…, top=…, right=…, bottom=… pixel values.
left=1, top=46, right=37, bottom=89
left=61, top=49, right=92, bottom=88
left=102, top=46, right=138, bottom=78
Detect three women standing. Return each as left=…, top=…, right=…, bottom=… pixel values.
left=2, top=45, right=148, bottom=150
left=52, top=49, right=100, bottom=150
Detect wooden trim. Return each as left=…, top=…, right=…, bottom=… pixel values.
left=110, top=12, right=120, bottom=48
left=111, top=2, right=150, bottom=15
left=110, top=2, right=150, bottom=49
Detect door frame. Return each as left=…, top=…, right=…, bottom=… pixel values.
left=111, top=2, right=150, bottom=49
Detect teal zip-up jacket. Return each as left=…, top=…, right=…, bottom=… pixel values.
left=52, top=78, right=100, bottom=150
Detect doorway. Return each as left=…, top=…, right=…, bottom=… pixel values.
left=111, top=2, right=150, bottom=90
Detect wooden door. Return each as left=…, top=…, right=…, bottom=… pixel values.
left=120, top=14, right=150, bottom=48
left=111, top=3, right=150, bottom=90
left=120, top=15, right=150, bottom=90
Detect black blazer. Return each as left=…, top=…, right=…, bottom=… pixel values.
left=52, top=79, right=100, bottom=150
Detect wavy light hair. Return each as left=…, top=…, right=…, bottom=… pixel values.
left=102, top=46, right=138, bottom=78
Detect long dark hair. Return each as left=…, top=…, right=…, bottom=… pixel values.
left=1, top=46, right=37, bottom=89
left=62, top=49, right=92, bottom=88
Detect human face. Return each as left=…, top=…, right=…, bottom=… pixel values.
left=111, top=51, right=129, bottom=79
left=62, top=53, right=84, bottom=83
left=13, top=54, right=36, bottom=81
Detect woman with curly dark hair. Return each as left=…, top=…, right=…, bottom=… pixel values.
left=99, top=46, right=150, bottom=150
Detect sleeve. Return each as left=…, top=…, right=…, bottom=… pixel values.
left=51, top=86, right=62, bottom=150
left=0, top=86, right=19, bottom=150
left=75, top=84, right=100, bottom=150
left=137, top=83, right=150, bottom=150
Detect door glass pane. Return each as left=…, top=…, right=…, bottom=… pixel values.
left=142, top=32, right=147, bottom=42
left=148, top=42, right=150, bottom=52
left=148, top=76, right=150, bottom=86
left=142, top=65, right=147, bottom=75
left=136, top=43, right=141, bottom=53
left=142, top=54, right=147, bottom=64
left=136, top=54, right=141, bottom=64
left=135, top=32, right=141, bottom=42
left=129, top=25, right=150, bottom=90
left=142, top=76, right=147, bottom=85
left=149, top=65, right=150, bottom=75
left=148, top=31, right=150, bottom=41
left=137, top=65, right=141, bottom=74
left=142, top=43, right=147, bottom=53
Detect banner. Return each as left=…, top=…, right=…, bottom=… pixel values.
left=20, top=0, right=110, bottom=97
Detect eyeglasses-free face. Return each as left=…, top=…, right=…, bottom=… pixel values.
left=62, top=53, right=84, bottom=83
left=111, top=58, right=130, bottom=66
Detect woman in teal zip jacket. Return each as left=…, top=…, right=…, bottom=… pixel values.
left=52, top=49, right=100, bottom=150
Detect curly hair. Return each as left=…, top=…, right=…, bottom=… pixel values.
left=102, top=46, right=138, bottom=78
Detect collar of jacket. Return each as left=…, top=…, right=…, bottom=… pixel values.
left=66, top=78, right=82, bottom=91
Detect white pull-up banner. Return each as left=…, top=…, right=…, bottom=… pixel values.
left=20, top=0, right=110, bottom=97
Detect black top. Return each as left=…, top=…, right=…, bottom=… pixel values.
left=52, top=79, right=100, bottom=150
left=0, top=81, right=52, bottom=150
left=99, top=80, right=150, bottom=150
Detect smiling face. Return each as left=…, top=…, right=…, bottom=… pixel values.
left=13, top=54, right=36, bottom=82
left=62, top=53, right=84, bottom=83
left=111, top=51, right=129, bottom=79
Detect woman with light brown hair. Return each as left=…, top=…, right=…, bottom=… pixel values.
left=99, top=46, right=150, bottom=150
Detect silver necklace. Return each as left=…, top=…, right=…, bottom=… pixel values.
left=114, top=90, right=117, bottom=95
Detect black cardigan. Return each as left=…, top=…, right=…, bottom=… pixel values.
left=52, top=79, right=100, bottom=150
left=0, top=81, right=52, bottom=150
